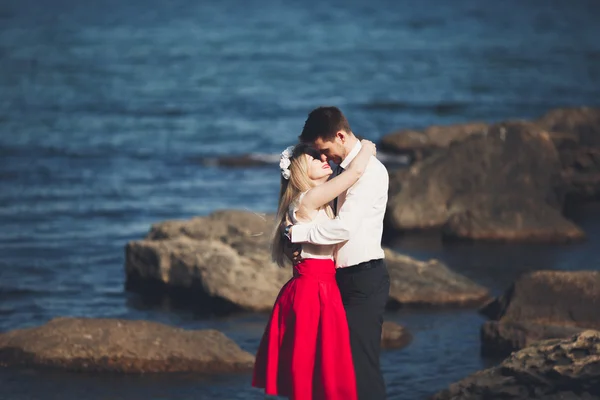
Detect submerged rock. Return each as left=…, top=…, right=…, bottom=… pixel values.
left=381, top=321, right=412, bottom=350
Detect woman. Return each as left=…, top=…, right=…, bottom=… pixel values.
left=252, top=140, right=376, bottom=400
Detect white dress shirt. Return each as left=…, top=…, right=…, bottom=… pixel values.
left=291, top=140, right=389, bottom=268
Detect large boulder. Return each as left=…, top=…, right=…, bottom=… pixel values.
left=479, top=271, right=600, bottom=356
left=431, top=330, right=600, bottom=400
left=125, top=210, right=291, bottom=312
left=0, top=317, right=254, bottom=373
left=380, top=122, right=488, bottom=161
left=126, top=211, right=490, bottom=313
left=384, top=249, right=490, bottom=308
left=386, top=121, right=585, bottom=243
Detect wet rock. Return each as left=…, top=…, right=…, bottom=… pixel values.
left=480, top=320, right=584, bottom=357
left=442, top=196, right=585, bottom=243
left=0, top=317, right=254, bottom=373
left=125, top=211, right=291, bottom=312
left=536, top=107, right=600, bottom=203
left=384, top=249, right=490, bottom=308
left=430, top=330, right=600, bottom=400
left=480, top=271, right=600, bottom=329
left=381, top=321, right=412, bottom=350
left=380, top=122, right=488, bottom=161
left=537, top=107, right=600, bottom=148
left=479, top=271, right=600, bottom=357
left=126, top=211, right=490, bottom=313
left=386, top=121, right=584, bottom=243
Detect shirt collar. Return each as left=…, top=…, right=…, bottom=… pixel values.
left=339, top=140, right=362, bottom=170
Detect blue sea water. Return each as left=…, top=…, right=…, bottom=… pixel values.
left=1, top=0, right=600, bottom=398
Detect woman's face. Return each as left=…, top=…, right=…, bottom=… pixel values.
left=305, top=154, right=332, bottom=182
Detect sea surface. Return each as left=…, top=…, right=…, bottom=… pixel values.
left=1, top=0, right=600, bottom=399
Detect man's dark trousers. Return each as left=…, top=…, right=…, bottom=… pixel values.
left=336, top=258, right=390, bottom=400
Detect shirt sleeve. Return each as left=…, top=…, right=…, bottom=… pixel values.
left=291, top=162, right=385, bottom=245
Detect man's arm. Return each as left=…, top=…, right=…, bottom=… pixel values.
left=291, top=162, right=385, bottom=245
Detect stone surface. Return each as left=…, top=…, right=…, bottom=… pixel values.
left=0, top=317, right=255, bottom=373
left=125, top=210, right=291, bottom=312
left=480, top=270, right=600, bottom=329
left=386, top=121, right=585, bottom=243
left=480, top=320, right=584, bottom=357
left=384, top=249, right=490, bottom=308
left=380, top=122, right=488, bottom=161
left=442, top=196, right=585, bottom=243
left=536, top=107, right=600, bottom=204
left=537, top=107, right=600, bottom=148
left=431, top=330, right=600, bottom=400
left=381, top=321, right=412, bottom=350
left=126, top=211, right=490, bottom=313
left=479, top=270, right=600, bottom=357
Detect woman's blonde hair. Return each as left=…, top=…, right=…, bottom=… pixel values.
left=271, top=144, right=327, bottom=268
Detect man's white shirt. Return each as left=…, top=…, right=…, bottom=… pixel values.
left=291, top=140, right=389, bottom=268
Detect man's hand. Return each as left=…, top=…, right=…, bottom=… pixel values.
left=280, top=218, right=302, bottom=265
left=283, top=236, right=302, bottom=265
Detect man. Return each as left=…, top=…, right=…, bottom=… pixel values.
left=286, top=106, right=390, bottom=400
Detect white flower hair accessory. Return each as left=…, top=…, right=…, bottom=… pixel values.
left=279, top=145, right=295, bottom=180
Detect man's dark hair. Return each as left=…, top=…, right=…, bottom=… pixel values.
left=299, top=106, right=352, bottom=143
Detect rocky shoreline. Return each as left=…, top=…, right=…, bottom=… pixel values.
left=430, top=330, right=600, bottom=400
left=384, top=107, right=600, bottom=243
left=200, top=107, right=600, bottom=244
left=479, top=270, right=600, bottom=357
left=124, top=210, right=491, bottom=313
left=4, top=106, right=599, bottom=399
left=122, top=105, right=600, bottom=397
left=0, top=318, right=411, bottom=373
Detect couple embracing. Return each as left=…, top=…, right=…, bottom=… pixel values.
left=253, top=106, right=391, bottom=400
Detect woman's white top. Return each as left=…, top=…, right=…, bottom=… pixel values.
left=288, top=191, right=335, bottom=260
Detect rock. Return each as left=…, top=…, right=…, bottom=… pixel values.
left=480, top=320, right=584, bottom=357
left=430, top=330, right=600, bottom=400
left=0, top=317, right=254, bottom=373
left=381, top=321, right=412, bottom=350
left=536, top=107, right=600, bottom=203
left=126, top=237, right=290, bottom=312
left=191, top=154, right=273, bottom=167
left=126, top=211, right=490, bottom=314
left=537, top=107, right=600, bottom=148
left=125, top=210, right=291, bottom=312
left=480, top=271, right=600, bottom=329
left=384, top=249, right=490, bottom=308
left=386, top=121, right=585, bottom=243
left=479, top=271, right=600, bottom=357
left=380, top=122, right=488, bottom=161
left=442, top=196, right=585, bottom=243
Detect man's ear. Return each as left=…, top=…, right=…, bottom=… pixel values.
left=336, top=131, right=346, bottom=144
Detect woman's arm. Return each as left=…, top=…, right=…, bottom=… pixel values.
left=301, top=139, right=376, bottom=213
